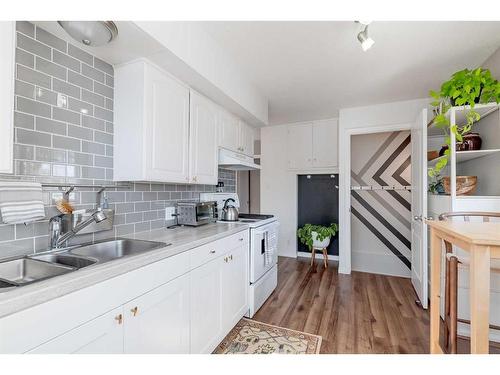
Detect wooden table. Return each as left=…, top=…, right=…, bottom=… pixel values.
left=427, top=220, right=500, bottom=354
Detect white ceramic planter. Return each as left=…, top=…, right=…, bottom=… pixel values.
left=311, top=231, right=331, bottom=248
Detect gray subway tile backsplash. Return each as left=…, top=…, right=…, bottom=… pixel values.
left=35, top=26, right=67, bottom=53
left=0, top=22, right=237, bottom=258
left=17, top=64, right=51, bottom=89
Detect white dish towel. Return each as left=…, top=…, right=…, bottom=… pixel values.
left=0, top=181, right=46, bottom=224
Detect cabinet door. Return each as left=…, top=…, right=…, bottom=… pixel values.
left=0, top=22, right=15, bottom=174
left=190, top=258, right=223, bottom=353
left=189, top=91, right=218, bottom=184
left=287, top=123, right=313, bottom=169
left=239, top=121, right=255, bottom=156
left=27, top=307, right=124, bottom=354
left=218, top=109, right=240, bottom=152
left=221, top=244, right=249, bottom=332
left=147, top=64, right=190, bottom=183
left=312, top=119, right=338, bottom=168
left=124, top=274, right=190, bottom=354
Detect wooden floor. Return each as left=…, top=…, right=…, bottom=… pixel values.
left=253, top=256, right=500, bottom=354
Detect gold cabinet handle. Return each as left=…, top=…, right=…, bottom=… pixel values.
left=229, top=254, right=233, bottom=261
left=130, top=306, right=138, bottom=317
left=115, top=313, right=123, bottom=325
left=224, top=256, right=228, bottom=263
left=238, top=238, right=244, bottom=241
left=210, top=250, right=216, bottom=254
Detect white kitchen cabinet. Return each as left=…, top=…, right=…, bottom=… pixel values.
left=217, top=110, right=255, bottom=157
left=312, top=119, right=338, bottom=168
left=239, top=120, right=255, bottom=156
left=115, top=59, right=190, bottom=183
left=189, top=90, right=219, bottom=184
left=0, top=22, right=15, bottom=174
left=218, top=109, right=240, bottom=152
left=190, top=235, right=249, bottom=354
left=190, top=256, right=223, bottom=354
left=287, top=123, right=313, bottom=169
left=124, top=273, right=190, bottom=354
left=1, top=231, right=249, bottom=354
left=287, top=119, right=338, bottom=170
left=28, top=307, right=124, bottom=354
left=221, top=243, right=249, bottom=333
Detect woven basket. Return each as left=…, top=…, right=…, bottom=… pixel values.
left=443, top=176, right=477, bottom=196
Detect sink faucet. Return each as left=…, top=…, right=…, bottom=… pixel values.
left=49, top=210, right=107, bottom=249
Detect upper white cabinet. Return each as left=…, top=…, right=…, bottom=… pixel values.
left=312, top=119, right=338, bottom=168
left=218, top=110, right=240, bottom=152
left=239, top=120, right=255, bottom=156
left=217, top=109, right=255, bottom=157
left=287, top=123, right=313, bottom=170
left=115, top=59, right=190, bottom=183
left=115, top=60, right=218, bottom=185
left=0, top=22, right=15, bottom=174
left=287, top=119, right=338, bottom=170
left=189, top=91, right=219, bottom=185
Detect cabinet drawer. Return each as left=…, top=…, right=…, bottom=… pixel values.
left=189, top=230, right=248, bottom=269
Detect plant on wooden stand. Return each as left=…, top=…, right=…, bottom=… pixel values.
left=297, top=223, right=338, bottom=250
left=429, top=68, right=500, bottom=178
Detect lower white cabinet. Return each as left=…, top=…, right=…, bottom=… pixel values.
left=124, top=273, right=190, bottom=354
left=190, top=256, right=223, bottom=354
left=221, top=244, right=249, bottom=333
left=1, top=231, right=249, bottom=354
left=190, top=239, right=248, bottom=353
left=28, top=307, right=124, bottom=354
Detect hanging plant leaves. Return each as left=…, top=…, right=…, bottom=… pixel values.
left=428, top=68, right=500, bottom=178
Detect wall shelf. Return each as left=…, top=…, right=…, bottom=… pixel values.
left=428, top=149, right=500, bottom=167
left=428, top=103, right=499, bottom=136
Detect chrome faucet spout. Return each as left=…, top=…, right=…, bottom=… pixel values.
left=50, top=210, right=107, bottom=249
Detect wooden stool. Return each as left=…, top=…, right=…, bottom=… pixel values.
left=310, top=247, right=328, bottom=268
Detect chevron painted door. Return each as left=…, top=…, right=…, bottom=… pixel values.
left=410, top=108, right=428, bottom=309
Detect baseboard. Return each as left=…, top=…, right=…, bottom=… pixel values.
left=297, top=251, right=339, bottom=261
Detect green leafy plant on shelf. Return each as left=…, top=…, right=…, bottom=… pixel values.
left=297, top=223, right=338, bottom=250
left=429, top=68, right=500, bottom=178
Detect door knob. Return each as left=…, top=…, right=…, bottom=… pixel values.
left=413, top=215, right=422, bottom=221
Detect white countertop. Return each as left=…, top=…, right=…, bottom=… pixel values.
left=0, top=222, right=248, bottom=318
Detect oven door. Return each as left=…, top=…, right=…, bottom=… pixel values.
left=195, top=203, right=215, bottom=224
left=249, top=222, right=279, bottom=284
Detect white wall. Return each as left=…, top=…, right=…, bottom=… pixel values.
left=260, top=119, right=339, bottom=258
left=338, top=98, right=430, bottom=274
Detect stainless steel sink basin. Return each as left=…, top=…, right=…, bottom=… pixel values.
left=0, top=258, right=74, bottom=286
left=31, top=253, right=97, bottom=269
left=0, top=238, right=169, bottom=291
left=69, top=238, right=168, bottom=262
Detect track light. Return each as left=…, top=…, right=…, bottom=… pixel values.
left=356, top=24, right=375, bottom=52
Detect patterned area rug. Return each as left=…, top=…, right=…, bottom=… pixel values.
left=213, top=318, right=322, bottom=354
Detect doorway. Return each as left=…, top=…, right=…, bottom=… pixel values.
left=350, top=131, right=412, bottom=277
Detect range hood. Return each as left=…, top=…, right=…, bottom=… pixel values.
left=218, top=148, right=261, bottom=171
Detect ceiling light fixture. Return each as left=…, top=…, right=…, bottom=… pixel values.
left=356, top=22, right=375, bottom=52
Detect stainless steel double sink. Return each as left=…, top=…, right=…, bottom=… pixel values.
left=0, top=238, right=169, bottom=291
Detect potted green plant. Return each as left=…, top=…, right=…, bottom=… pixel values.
left=429, top=68, right=500, bottom=177
left=297, top=223, right=338, bottom=250
left=428, top=175, right=445, bottom=195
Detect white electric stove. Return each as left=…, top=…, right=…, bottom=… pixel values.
left=199, top=193, right=279, bottom=317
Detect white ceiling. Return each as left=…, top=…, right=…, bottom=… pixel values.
left=200, top=21, right=500, bottom=125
